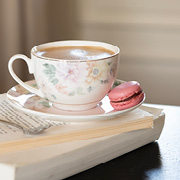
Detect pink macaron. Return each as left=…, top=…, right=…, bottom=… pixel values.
left=108, top=81, right=144, bottom=111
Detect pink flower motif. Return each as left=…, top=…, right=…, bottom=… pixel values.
left=55, top=83, right=68, bottom=95
left=37, top=76, right=52, bottom=93
left=56, top=62, right=88, bottom=85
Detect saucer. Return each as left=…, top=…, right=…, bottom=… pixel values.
left=6, top=80, right=145, bottom=122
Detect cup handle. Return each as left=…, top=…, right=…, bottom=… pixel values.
left=8, top=54, right=45, bottom=97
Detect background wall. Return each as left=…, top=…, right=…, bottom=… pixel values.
left=0, top=0, right=179, bottom=105
left=76, top=0, right=180, bottom=106
left=0, top=0, right=78, bottom=93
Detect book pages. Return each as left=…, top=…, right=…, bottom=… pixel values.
left=0, top=94, right=158, bottom=154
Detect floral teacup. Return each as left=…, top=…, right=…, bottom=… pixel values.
left=8, top=40, right=120, bottom=111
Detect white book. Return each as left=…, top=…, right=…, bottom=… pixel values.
left=0, top=94, right=165, bottom=180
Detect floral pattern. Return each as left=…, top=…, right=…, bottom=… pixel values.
left=86, top=61, right=109, bottom=85
left=37, top=57, right=118, bottom=100
left=56, top=62, right=88, bottom=85
left=9, top=79, right=122, bottom=109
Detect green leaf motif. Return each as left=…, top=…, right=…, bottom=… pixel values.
left=68, top=91, right=75, bottom=96
left=43, top=63, right=56, bottom=71
left=43, top=63, right=59, bottom=85
left=100, top=79, right=109, bottom=84
left=51, top=78, right=59, bottom=85
left=76, top=87, right=84, bottom=95
left=51, top=94, right=57, bottom=100
left=112, top=80, right=122, bottom=89
left=43, top=64, right=56, bottom=77
left=87, top=86, right=93, bottom=93
left=68, top=87, right=85, bottom=96
left=39, top=101, right=51, bottom=108
left=32, top=83, right=38, bottom=88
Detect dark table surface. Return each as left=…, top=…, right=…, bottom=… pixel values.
left=66, top=104, right=180, bottom=180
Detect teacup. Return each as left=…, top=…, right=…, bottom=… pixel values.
left=8, top=40, right=120, bottom=111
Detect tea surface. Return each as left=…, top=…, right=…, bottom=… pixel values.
left=36, top=46, right=114, bottom=60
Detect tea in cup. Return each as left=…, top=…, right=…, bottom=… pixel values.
left=8, top=40, right=120, bottom=111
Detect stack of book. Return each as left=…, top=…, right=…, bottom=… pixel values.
left=0, top=94, right=165, bottom=180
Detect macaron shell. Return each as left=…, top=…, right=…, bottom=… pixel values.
left=108, top=81, right=142, bottom=102
left=110, top=91, right=144, bottom=111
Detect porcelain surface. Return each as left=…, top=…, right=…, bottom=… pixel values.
left=6, top=80, right=145, bottom=122
left=8, top=41, right=120, bottom=111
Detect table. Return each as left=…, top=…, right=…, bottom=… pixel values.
left=66, top=104, right=180, bottom=180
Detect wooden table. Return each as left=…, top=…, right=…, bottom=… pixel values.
left=66, top=104, right=180, bottom=180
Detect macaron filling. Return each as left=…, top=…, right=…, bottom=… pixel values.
left=111, top=89, right=143, bottom=103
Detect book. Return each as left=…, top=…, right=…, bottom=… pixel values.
left=0, top=94, right=153, bottom=154
left=0, top=93, right=165, bottom=180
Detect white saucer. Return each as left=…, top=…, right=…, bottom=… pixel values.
left=6, top=80, right=145, bottom=122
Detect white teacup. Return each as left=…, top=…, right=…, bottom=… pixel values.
left=8, top=40, right=120, bottom=111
